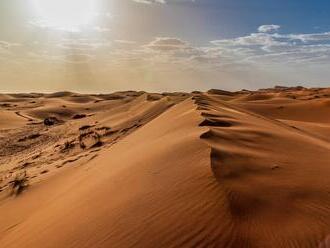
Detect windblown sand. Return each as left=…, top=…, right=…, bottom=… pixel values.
left=0, top=88, right=330, bottom=247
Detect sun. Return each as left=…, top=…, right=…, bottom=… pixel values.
left=32, top=0, right=96, bottom=31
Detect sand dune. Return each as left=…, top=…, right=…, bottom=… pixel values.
left=0, top=87, right=330, bottom=247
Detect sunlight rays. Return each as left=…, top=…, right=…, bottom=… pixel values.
left=32, top=0, right=96, bottom=32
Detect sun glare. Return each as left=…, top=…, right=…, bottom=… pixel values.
left=32, top=0, right=96, bottom=31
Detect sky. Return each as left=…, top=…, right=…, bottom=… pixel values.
left=1, top=0, right=330, bottom=92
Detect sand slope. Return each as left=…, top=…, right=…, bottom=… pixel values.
left=0, top=88, right=330, bottom=247
left=197, top=94, right=330, bottom=247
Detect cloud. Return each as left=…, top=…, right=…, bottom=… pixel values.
left=145, top=37, right=189, bottom=51
left=93, top=26, right=111, bottom=33
left=27, top=50, right=93, bottom=64
left=114, top=40, right=137, bottom=45
left=23, top=27, right=330, bottom=71
left=62, top=54, right=93, bottom=63
left=281, top=32, right=330, bottom=42
left=208, top=25, right=330, bottom=67
left=132, top=0, right=166, bottom=4
left=211, top=32, right=286, bottom=48
left=131, top=0, right=195, bottom=4
left=0, top=41, right=20, bottom=54
left=20, top=25, right=330, bottom=70
left=58, top=39, right=111, bottom=51
left=258, top=24, right=281, bottom=33
left=29, top=19, right=81, bottom=33
left=9, top=25, right=330, bottom=92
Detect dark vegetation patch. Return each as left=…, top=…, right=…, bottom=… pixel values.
left=0, top=103, right=12, bottom=107
left=72, top=114, right=87, bottom=119
left=44, top=117, right=61, bottom=126
left=9, top=171, right=28, bottom=196
left=95, top=126, right=111, bottom=131
left=79, top=125, right=94, bottom=131
left=62, top=140, right=75, bottom=152
left=18, top=133, right=41, bottom=142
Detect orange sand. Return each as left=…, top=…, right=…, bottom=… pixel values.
left=0, top=88, right=330, bottom=247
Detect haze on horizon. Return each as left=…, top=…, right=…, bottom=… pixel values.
left=1, top=0, right=330, bottom=93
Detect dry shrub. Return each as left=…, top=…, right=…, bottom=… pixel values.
left=10, top=171, right=28, bottom=195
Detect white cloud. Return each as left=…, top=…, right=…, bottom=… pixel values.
left=93, top=26, right=111, bottom=33
left=145, top=37, right=189, bottom=51
left=280, top=32, right=330, bottom=42
left=22, top=26, right=330, bottom=70
left=114, top=40, right=137, bottom=45
left=131, top=0, right=195, bottom=4
left=132, top=0, right=166, bottom=4
left=0, top=41, right=20, bottom=52
left=258, top=25, right=281, bottom=33
left=209, top=25, right=330, bottom=66
left=8, top=24, right=330, bottom=91
left=211, top=32, right=287, bottom=48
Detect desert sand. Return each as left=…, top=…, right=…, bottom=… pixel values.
left=0, top=87, right=330, bottom=247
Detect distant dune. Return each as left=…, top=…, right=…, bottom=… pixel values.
left=0, top=87, right=330, bottom=247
